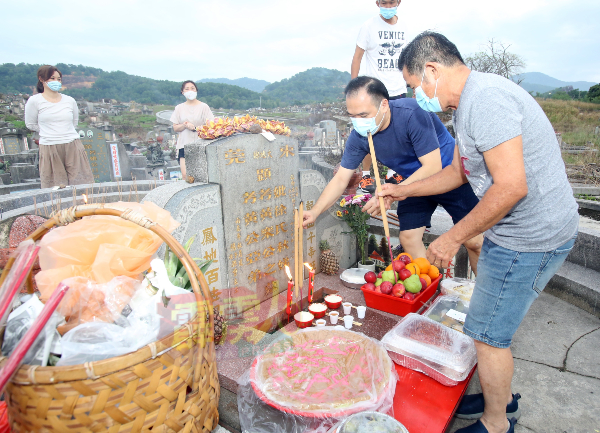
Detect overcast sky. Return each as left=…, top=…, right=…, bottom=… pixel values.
left=2, top=0, right=599, bottom=84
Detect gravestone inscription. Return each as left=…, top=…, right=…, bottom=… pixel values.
left=1, top=135, right=23, bottom=155
left=206, top=134, right=300, bottom=309
left=78, top=127, right=111, bottom=182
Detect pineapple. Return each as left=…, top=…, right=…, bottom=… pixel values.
left=319, top=240, right=339, bottom=275
left=208, top=307, right=227, bottom=345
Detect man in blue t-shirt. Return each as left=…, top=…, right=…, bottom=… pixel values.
left=303, top=76, right=483, bottom=270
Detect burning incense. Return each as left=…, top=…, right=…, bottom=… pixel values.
left=298, top=201, right=304, bottom=311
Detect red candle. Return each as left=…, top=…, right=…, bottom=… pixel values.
left=0, top=282, right=70, bottom=393
left=285, top=266, right=294, bottom=316
left=304, top=263, right=314, bottom=304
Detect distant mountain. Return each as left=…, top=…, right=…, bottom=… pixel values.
left=263, top=67, right=351, bottom=104
left=514, top=72, right=597, bottom=94
left=0, top=63, right=280, bottom=110
left=198, top=77, right=270, bottom=93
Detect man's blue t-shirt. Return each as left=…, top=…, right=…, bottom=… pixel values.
left=341, top=98, right=455, bottom=178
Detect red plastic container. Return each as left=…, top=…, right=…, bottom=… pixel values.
left=361, top=276, right=441, bottom=316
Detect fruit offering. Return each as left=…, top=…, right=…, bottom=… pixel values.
left=362, top=254, right=437, bottom=301
left=197, top=114, right=291, bottom=140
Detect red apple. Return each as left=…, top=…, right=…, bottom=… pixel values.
left=374, top=287, right=382, bottom=293
left=380, top=281, right=393, bottom=295
left=399, top=255, right=412, bottom=266
left=403, top=292, right=416, bottom=301
left=364, top=271, right=377, bottom=284
left=377, top=271, right=383, bottom=279
left=361, top=283, right=376, bottom=291
left=392, top=283, right=405, bottom=298
left=392, top=260, right=405, bottom=273
left=398, top=268, right=412, bottom=281
left=419, top=278, right=427, bottom=290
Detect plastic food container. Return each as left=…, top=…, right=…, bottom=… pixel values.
left=381, top=313, right=477, bottom=386
left=423, top=295, right=470, bottom=333
left=440, top=278, right=475, bottom=305
left=338, top=411, right=409, bottom=433
left=361, top=276, right=441, bottom=316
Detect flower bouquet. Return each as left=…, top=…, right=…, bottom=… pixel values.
left=338, top=193, right=372, bottom=266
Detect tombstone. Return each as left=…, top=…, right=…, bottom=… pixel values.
left=299, top=169, right=356, bottom=275
left=319, top=120, right=337, bottom=146
left=0, top=128, right=25, bottom=154
left=78, top=127, right=112, bottom=182
left=203, top=134, right=301, bottom=310
left=143, top=182, right=227, bottom=308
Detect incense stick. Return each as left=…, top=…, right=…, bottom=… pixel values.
left=367, top=132, right=396, bottom=281
left=298, top=201, right=304, bottom=311
left=294, top=208, right=299, bottom=301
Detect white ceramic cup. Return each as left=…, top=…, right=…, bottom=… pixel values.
left=343, top=315, right=354, bottom=329
left=342, top=302, right=352, bottom=315
left=335, top=325, right=345, bottom=330
left=357, top=306, right=366, bottom=319
left=329, top=311, right=339, bottom=324
left=315, top=319, right=326, bottom=327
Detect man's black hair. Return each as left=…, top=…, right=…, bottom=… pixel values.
left=399, top=31, right=465, bottom=77
left=344, top=76, right=389, bottom=107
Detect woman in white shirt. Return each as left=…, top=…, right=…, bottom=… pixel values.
left=170, top=81, right=214, bottom=179
left=25, top=65, right=94, bottom=189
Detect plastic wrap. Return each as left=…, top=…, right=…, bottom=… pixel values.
left=440, top=278, right=475, bottom=305
left=381, top=313, right=476, bottom=386
left=35, top=201, right=179, bottom=299
left=423, top=295, right=470, bottom=334
left=55, top=276, right=141, bottom=335
left=238, top=328, right=398, bottom=433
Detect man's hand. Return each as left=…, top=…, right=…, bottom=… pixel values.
left=377, top=183, right=410, bottom=202
left=302, top=210, right=317, bottom=228
left=426, top=233, right=461, bottom=270
left=361, top=196, right=384, bottom=216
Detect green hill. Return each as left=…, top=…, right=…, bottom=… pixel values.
left=262, top=67, right=351, bottom=104
left=0, top=63, right=280, bottom=110
left=198, top=77, right=270, bottom=93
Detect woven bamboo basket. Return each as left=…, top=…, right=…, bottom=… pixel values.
left=0, top=204, right=220, bottom=432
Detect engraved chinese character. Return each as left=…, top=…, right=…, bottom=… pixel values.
left=273, top=185, right=286, bottom=198
left=236, top=217, right=241, bottom=226
left=257, top=168, right=272, bottom=182
left=259, top=188, right=272, bottom=201
left=261, top=226, right=275, bottom=240
left=204, top=268, right=219, bottom=285
left=225, top=149, right=245, bottom=165
left=246, top=231, right=259, bottom=245
left=277, top=257, right=290, bottom=270
left=277, top=240, right=289, bottom=252
left=306, top=200, right=314, bottom=210
left=307, top=231, right=315, bottom=244
left=263, top=246, right=275, bottom=258
left=308, top=246, right=316, bottom=258
left=244, top=211, right=258, bottom=226
left=310, top=260, right=316, bottom=270
left=237, top=242, right=242, bottom=250
left=246, top=252, right=256, bottom=265
left=231, top=243, right=238, bottom=251
left=204, top=248, right=218, bottom=262
left=274, top=204, right=287, bottom=216
left=201, top=228, right=217, bottom=245
left=260, top=207, right=273, bottom=221
left=264, top=263, right=276, bottom=275
left=233, top=268, right=238, bottom=277
left=280, top=145, right=295, bottom=158
left=275, top=222, right=287, bottom=235
left=243, top=191, right=256, bottom=204
left=248, top=269, right=262, bottom=283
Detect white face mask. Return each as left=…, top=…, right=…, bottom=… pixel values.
left=183, top=91, right=197, bottom=100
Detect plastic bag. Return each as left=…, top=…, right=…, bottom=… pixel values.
left=238, top=327, right=398, bottom=433
left=55, top=276, right=141, bottom=335
left=440, top=278, right=475, bottom=306
left=1, top=294, right=63, bottom=366
left=381, top=313, right=477, bottom=386
left=35, top=201, right=179, bottom=299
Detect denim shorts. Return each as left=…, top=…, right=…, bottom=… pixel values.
left=463, top=233, right=578, bottom=348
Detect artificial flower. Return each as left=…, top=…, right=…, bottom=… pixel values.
left=336, top=210, right=343, bottom=217
left=339, top=198, right=346, bottom=207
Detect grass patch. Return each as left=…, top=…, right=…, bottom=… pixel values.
left=537, top=98, right=600, bottom=148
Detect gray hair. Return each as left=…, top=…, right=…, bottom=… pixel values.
left=399, top=31, right=465, bottom=77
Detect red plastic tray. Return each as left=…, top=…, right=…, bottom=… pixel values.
left=361, top=276, right=441, bottom=316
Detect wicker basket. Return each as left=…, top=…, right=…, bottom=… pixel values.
left=0, top=204, right=220, bottom=432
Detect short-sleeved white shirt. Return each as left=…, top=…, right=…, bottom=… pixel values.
left=170, top=102, right=214, bottom=150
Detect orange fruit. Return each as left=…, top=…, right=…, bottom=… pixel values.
left=413, top=257, right=431, bottom=274
left=428, top=265, right=440, bottom=279
left=385, top=263, right=393, bottom=271
left=397, top=252, right=413, bottom=262
left=420, top=274, right=432, bottom=287
left=405, top=263, right=420, bottom=275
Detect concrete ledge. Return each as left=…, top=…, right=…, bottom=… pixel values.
left=0, top=182, right=42, bottom=195
left=546, top=261, right=600, bottom=318
left=577, top=198, right=600, bottom=211
left=568, top=225, right=600, bottom=273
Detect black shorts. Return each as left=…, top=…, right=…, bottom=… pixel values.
left=396, top=182, right=479, bottom=231
left=178, top=148, right=184, bottom=162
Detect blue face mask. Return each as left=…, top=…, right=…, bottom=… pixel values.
left=380, top=6, right=397, bottom=20
left=351, top=101, right=385, bottom=137
left=47, top=81, right=62, bottom=92
left=415, top=69, right=442, bottom=112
